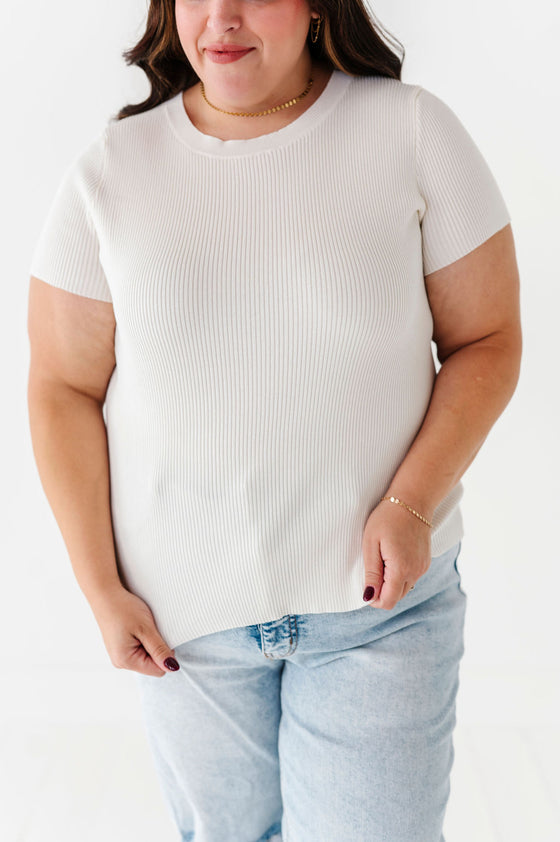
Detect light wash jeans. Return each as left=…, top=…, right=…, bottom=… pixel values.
left=135, top=541, right=466, bottom=842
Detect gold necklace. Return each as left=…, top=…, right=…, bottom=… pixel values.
left=199, top=77, right=314, bottom=117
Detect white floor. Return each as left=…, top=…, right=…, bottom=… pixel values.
left=1, top=719, right=559, bottom=842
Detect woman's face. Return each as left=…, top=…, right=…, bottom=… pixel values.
left=174, top=0, right=318, bottom=110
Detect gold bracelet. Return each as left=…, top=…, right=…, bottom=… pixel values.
left=380, top=496, right=433, bottom=528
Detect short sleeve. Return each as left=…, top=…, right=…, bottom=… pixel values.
left=415, top=86, right=511, bottom=276
left=29, top=128, right=112, bottom=302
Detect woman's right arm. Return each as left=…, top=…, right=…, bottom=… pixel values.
left=27, top=277, right=179, bottom=675
left=27, top=276, right=123, bottom=606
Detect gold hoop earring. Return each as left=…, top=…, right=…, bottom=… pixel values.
left=310, top=16, right=322, bottom=44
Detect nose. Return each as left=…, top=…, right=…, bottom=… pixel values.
left=205, top=0, right=242, bottom=34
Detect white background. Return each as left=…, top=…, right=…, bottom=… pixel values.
left=2, top=0, right=559, bottom=730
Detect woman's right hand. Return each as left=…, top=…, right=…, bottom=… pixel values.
left=87, top=586, right=181, bottom=677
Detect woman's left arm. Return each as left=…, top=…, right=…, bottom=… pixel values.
left=363, top=223, right=522, bottom=608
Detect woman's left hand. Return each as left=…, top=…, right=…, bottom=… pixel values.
left=361, top=500, right=433, bottom=609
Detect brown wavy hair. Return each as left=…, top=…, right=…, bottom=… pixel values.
left=114, top=0, right=404, bottom=121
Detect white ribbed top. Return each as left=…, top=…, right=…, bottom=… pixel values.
left=30, top=71, right=511, bottom=648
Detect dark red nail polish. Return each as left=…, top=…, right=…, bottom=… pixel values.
left=363, top=586, right=375, bottom=601
left=164, top=657, right=180, bottom=671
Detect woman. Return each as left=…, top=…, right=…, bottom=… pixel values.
left=27, top=0, right=522, bottom=840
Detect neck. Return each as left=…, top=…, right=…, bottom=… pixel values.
left=182, top=62, right=333, bottom=142
left=200, top=76, right=314, bottom=118
left=198, top=56, right=317, bottom=120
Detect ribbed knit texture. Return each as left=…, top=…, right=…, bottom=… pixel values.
left=30, top=71, right=511, bottom=648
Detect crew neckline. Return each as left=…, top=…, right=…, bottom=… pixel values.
left=165, top=69, right=352, bottom=157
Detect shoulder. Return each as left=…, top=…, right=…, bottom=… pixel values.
left=71, top=95, right=178, bottom=189
left=344, top=77, right=472, bottom=145
left=344, top=75, right=461, bottom=119
left=103, top=96, right=173, bottom=156
left=59, top=96, right=173, bottom=185
left=336, top=74, right=425, bottom=143
left=341, top=73, right=424, bottom=127
left=345, top=73, right=421, bottom=104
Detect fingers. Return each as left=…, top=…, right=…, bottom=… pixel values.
left=377, top=565, right=423, bottom=608
left=113, top=638, right=180, bottom=678
left=363, top=555, right=425, bottom=610
left=124, top=629, right=180, bottom=677
left=362, top=541, right=385, bottom=606
left=144, top=633, right=181, bottom=675
left=94, top=589, right=181, bottom=678
left=373, top=565, right=409, bottom=610
left=400, top=580, right=415, bottom=600
left=123, top=641, right=170, bottom=678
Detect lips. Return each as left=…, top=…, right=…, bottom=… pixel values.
left=205, top=47, right=255, bottom=64
left=205, top=45, right=254, bottom=52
